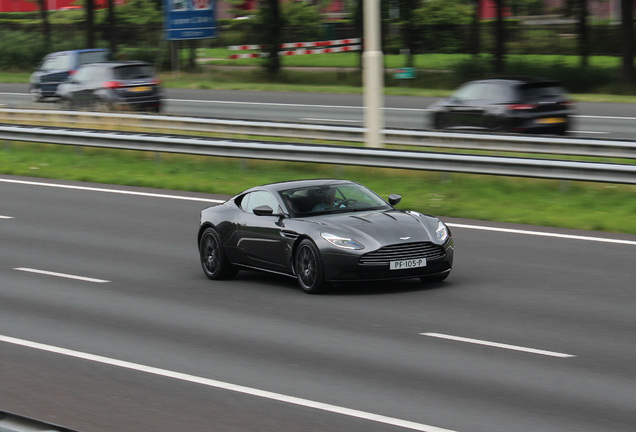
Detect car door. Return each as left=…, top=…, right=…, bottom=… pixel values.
left=71, top=65, right=100, bottom=108
left=473, top=82, right=501, bottom=130
left=235, top=190, right=288, bottom=272
left=443, top=82, right=488, bottom=129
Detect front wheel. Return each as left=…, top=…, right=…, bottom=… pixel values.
left=199, top=227, right=237, bottom=280
left=432, top=113, right=446, bottom=130
left=294, top=239, right=327, bottom=294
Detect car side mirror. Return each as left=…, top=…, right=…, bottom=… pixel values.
left=253, top=205, right=274, bottom=216
left=388, top=194, right=402, bottom=206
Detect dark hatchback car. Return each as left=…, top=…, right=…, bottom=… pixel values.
left=57, top=61, right=162, bottom=112
left=428, top=77, right=576, bottom=135
left=30, top=49, right=110, bottom=101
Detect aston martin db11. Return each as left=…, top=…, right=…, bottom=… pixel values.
left=197, top=179, right=454, bottom=294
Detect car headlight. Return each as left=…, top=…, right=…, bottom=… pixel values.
left=321, top=233, right=364, bottom=250
left=436, top=221, right=450, bottom=243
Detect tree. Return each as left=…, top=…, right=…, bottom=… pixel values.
left=106, top=0, right=117, bottom=56
left=493, top=0, right=505, bottom=74
left=576, top=0, right=589, bottom=68
left=621, top=0, right=634, bottom=83
left=399, top=0, right=418, bottom=67
left=468, top=0, right=480, bottom=57
left=36, top=0, right=51, bottom=51
left=564, top=0, right=589, bottom=68
left=86, top=0, right=96, bottom=48
left=254, top=0, right=283, bottom=75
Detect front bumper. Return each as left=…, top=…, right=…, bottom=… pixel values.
left=321, top=240, right=454, bottom=282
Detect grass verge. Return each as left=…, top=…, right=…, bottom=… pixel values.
left=1, top=142, right=635, bottom=235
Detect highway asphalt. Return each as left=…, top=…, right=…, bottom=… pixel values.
left=1, top=175, right=635, bottom=432
left=3, top=83, right=636, bottom=139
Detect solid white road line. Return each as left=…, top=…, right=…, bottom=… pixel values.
left=0, top=215, right=14, bottom=219
left=421, top=333, right=575, bottom=358
left=447, top=223, right=636, bottom=246
left=0, top=334, right=458, bottom=432
left=14, top=268, right=110, bottom=284
left=0, top=178, right=223, bottom=203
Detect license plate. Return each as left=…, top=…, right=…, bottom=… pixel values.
left=536, top=117, right=566, bottom=124
left=390, top=258, right=427, bottom=270
left=129, top=86, right=151, bottom=92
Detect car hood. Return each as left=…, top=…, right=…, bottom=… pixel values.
left=300, top=209, right=442, bottom=247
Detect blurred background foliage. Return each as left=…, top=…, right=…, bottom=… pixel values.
left=0, top=0, right=634, bottom=93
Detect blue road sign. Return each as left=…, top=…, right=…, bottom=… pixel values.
left=164, top=0, right=216, bottom=40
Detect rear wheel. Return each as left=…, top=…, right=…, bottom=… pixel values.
left=294, top=239, right=327, bottom=294
left=57, top=98, right=72, bottom=110
left=92, top=98, right=112, bottom=112
left=199, top=227, right=237, bottom=280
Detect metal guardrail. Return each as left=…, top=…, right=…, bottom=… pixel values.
left=1, top=123, right=635, bottom=184
left=1, top=108, right=636, bottom=160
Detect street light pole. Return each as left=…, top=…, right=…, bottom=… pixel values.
left=363, top=0, right=384, bottom=148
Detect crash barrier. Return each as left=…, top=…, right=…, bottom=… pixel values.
left=228, top=38, right=361, bottom=59
left=0, top=410, right=79, bottom=432
left=0, top=122, right=634, bottom=185
left=1, top=108, right=635, bottom=161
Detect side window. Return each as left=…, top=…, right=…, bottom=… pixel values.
left=489, top=84, right=512, bottom=103
left=93, top=66, right=108, bottom=82
left=74, top=66, right=92, bottom=83
left=241, top=191, right=280, bottom=214
left=452, top=83, right=485, bottom=101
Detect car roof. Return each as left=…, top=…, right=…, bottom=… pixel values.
left=244, top=179, right=357, bottom=194
left=79, top=60, right=152, bottom=67
left=470, top=76, right=561, bottom=86
left=49, top=48, right=109, bottom=55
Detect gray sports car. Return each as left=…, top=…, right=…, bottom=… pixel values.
left=198, top=179, right=454, bottom=294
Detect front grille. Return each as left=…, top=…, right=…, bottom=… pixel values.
left=359, top=242, right=445, bottom=265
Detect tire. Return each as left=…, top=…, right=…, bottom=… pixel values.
left=294, top=239, right=327, bottom=294
left=433, top=113, right=445, bottom=130
left=57, top=98, right=72, bottom=110
left=92, top=99, right=112, bottom=112
left=199, top=227, right=237, bottom=280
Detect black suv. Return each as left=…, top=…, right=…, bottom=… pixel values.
left=30, top=49, right=110, bottom=101
left=428, top=77, right=576, bottom=135
left=57, top=61, right=162, bottom=113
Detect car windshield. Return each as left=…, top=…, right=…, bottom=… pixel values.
left=78, top=51, right=109, bottom=65
left=279, top=183, right=391, bottom=217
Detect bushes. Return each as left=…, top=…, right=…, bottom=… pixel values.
left=452, top=55, right=618, bottom=93
left=414, top=0, right=472, bottom=54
